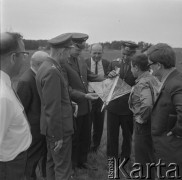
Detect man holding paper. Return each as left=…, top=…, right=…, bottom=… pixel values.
left=107, top=41, right=138, bottom=165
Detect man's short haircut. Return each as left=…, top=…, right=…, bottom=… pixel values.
left=0, top=32, right=23, bottom=55
left=147, top=43, right=176, bottom=69
left=131, top=53, right=149, bottom=71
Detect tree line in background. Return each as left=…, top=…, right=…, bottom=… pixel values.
left=23, top=39, right=152, bottom=51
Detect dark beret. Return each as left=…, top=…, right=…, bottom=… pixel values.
left=48, top=33, right=72, bottom=48
left=71, top=33, right=89, bottom=49
left=122, top=41, right=138, bottom=49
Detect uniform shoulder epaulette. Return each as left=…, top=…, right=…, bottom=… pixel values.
left=51, top=64, right=57, bottom=69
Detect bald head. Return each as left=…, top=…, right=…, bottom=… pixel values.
left=90, top=43, right=103, bottom=62
left=31, top=51, right=50, bottom=73
left=91, top=43, right=102, bottom=52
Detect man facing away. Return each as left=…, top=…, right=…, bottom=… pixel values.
left=85, top=43, right=110, bottom=153
left=0, top=32, right=32, bottom=180
left=147, top=43, right=182, bottom=179
left=36, top=34, right=74, bottom=180
left=17, top=51, right=49, bottom=180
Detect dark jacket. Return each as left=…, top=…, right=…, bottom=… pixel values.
left=151, top=69, right=182, bottom=165
left=85, top=58, right=110, bottom=77
left=107, top=57, right=136, bottom=115
left=61, top=56, right=102, bottom=116
left=36, top=58, right=74, bottom=141
left=17, top=69, right=42, bottom=138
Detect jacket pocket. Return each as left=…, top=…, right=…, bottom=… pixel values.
left=167, top=114, right=177, bottom=132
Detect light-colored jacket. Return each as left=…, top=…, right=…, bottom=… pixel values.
left=128, top=71, right=160, bottom=124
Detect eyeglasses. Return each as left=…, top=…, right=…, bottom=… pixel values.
left=147, top=62, right=157, bottom=68
left=11, top=51, right=29, bottom=56
left=9, top=51, right=29, bottom=58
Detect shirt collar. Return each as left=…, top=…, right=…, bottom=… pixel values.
left=0, top=70, right=11, bottom=87
left=91, top=57, right=102, bottom=64
left=161, top=67, right=176, bottom=83
left=30, top=67, right=36, bottom=74
left=135, top=71, right=150, bottom=83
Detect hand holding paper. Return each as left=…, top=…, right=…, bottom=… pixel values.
left=85, top=93, right=99, bottom=100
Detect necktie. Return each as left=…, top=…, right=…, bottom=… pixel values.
left=95, top=61, right=98, bottom=74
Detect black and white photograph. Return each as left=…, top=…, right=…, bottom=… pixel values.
left=1, top=0, right=182, bottom=179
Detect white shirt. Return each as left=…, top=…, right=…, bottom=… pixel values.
left=90, top=58, right=105, bottom=77
left=0, top=70, right=32, bottom=161
left=88, top=58, right=105, bottom=92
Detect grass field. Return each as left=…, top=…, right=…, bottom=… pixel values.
left=13, top=48, right=182, bottom=180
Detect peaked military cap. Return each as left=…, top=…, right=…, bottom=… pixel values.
left=71, top=33, right=89, bottom=49
left=48, top=33, right=73, bottom=48
left=122, top=41, right=138, bottom=49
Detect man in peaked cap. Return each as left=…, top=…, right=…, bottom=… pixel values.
left=71, top=32, right=88, bottom=49
left=107, top=41, right=138, bottom=167
left=36, top=33, right=74, bottom=180
left=61, top=33, right=104, bottom=171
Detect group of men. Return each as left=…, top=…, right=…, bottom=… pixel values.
left=0, top=31, right=182, bottom=180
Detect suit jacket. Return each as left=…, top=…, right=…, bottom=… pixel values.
left=61, top=56, right=102, bottom=116
left=107, top=57, right=136, bottom=115
left=36, top=58, right=74, bottom=141
left=85, top=58, right=110, bottom=76
left=85, top=58, right=110, bottom=111
left=151, top=69, right=182, bottom=165
left=17, top=69, right=42, bottom=138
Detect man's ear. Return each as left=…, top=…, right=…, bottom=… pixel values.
left=10, top=53, right=16, bottom=65
left=157, top=62, right=162, bottom=69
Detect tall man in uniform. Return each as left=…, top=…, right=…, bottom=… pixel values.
left=62, top=33, right=103, bottom=170
left=36, top=34, right=74, bottom=180
left=107, top=41, right=138, bottom=162
left=85, top=43, right=110, bottom=153
left=0, top=32, right=32, bottom=180
left=17, top=51, right=49, bottom=180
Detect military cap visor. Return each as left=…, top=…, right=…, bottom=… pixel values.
left=71, top=33, right=89, bottom=43
left=48, top=33, right=73, bottom=48
left=70, top=33, right=88, bottom=50
left=122, top=41, right=138, bottom=49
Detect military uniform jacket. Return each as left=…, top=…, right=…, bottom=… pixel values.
left=36, top=58, right=74, bottom=141
left=107, top=57, right=136, bottom=115
left=61, top=56, right=102, bottom=117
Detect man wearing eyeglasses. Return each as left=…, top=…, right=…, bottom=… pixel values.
left=147, top=43, right=182, bottom=178
left=36, top=34, right=74, bottom=180
left=17, top=51, right=49, bottom=180
left=0, top=32, right=32, bottom=180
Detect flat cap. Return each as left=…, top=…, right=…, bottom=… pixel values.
left=71, top=33, right=89, bottom=49
left=122, top=41, right=138, bottom=49
left=48, top=33, right=72, bottom=48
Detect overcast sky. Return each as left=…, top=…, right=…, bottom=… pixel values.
left=1, top=0, right=182, bottom=47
